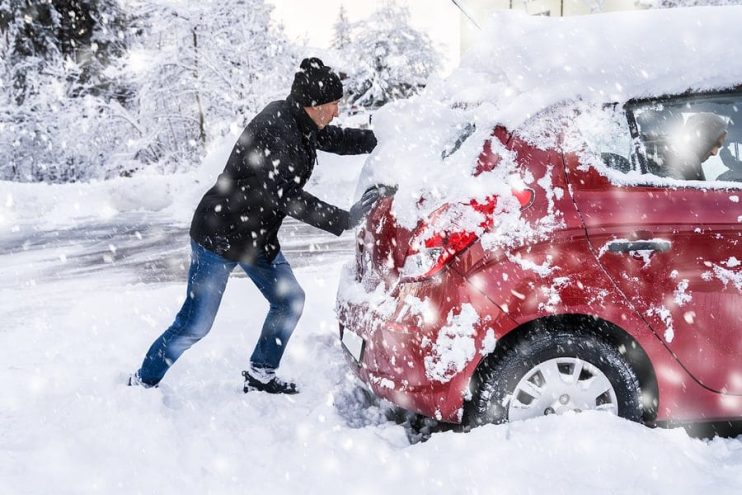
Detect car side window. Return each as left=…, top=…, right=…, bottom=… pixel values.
left=628, top=93, right=742, bottom=183
left=597, top=105, right=636, bottom=175
left=567, top=103, right=638, bottom=175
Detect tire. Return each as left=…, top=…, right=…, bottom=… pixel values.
left=463, top=325, right=643, bottom=428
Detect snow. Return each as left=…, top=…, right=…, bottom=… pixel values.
left=647, top=305, right=676, bottom=343
left=0, top=133, right=364, bottom=233
left=6, top=245, right=742, bottom=495
left=539, top=276, right=571, bottom=313
left=5, top=6, right=742, bottom=494
left=468, top=7, right=742, bottom=127
left=506, top=252, right=555, bottom=277
left=336, top=262, right=397, bottom=321
left=400, top=294, right=438, bottom=326
left=684, top=311, right=697, bottom=325
left=423, top=304, right=484, bottom=384
left=674, top=279, right=692, bottom=307
left=354, top=6, right=742, bottom=248
left=1, top=147, right=741, bottom=493
left=710, top=264, right=742, bottom=291
left=480, top=329, right=497, bottom=356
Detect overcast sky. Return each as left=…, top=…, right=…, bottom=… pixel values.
left=267, top=0, right=463, bottom=75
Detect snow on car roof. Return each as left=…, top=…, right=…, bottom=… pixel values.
left=359, top=6, right=742, bottom=232
left=467, top=6, right=742, bottom=127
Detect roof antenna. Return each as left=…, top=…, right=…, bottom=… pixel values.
left=451, top=0, right=481, bottom=30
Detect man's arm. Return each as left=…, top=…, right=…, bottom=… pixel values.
left=279, top=187, right=349, bottom=236
left=256, top=131, right=350, bottom=235
left=317, top=125, right=377, bottom=155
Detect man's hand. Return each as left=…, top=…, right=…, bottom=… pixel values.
left=348, top=186, right=381, bottom=228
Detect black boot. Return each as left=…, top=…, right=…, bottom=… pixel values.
left=242, top=370, right=299, bottom=395
left=128, top=372, right=157, bottom=389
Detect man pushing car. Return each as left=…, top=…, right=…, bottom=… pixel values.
left=130, top=57, right=382, bottom=394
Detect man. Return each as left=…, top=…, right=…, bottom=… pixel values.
left=130, top=58, right=381, bottom=394
left=670, top=112, right=728, bottom=181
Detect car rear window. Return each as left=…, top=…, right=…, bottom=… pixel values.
left=628, top=93, right=742, bottom=183
left=441, top=122, right=476, bottom=159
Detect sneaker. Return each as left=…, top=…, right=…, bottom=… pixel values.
left=128, top=372, right=157, bottom=389
left=242, top=369, right=299, bottom=395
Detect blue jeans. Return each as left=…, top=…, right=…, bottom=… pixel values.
left=137, top=240, right=305, bottom=386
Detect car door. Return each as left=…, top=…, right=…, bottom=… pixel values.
left=566, top=92, right=742, bottom=394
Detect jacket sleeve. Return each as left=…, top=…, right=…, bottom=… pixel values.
left=257, top=131, right=350, bottom=235
left=317, top=125, right=377, bottom=155
left=280, top=187, right=349, bottom=236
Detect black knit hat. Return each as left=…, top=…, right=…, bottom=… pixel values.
left=290, top=57, right=343, bottom=107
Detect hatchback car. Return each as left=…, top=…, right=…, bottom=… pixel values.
left=336, top=87, right=742, bottom=428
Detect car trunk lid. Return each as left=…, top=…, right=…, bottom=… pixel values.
left=355, top=196, right=412, bottom=289
left=354, top=127, right=513, bottom=290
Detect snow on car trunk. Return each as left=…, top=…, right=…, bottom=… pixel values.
left=356, top=6, right=742, bottom=237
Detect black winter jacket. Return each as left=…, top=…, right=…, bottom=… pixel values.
left=189, top=96, right=377, bottom=263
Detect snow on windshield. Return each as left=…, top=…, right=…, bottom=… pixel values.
left=358, top=6, right=742, bottom=230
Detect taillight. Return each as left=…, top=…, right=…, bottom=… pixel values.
left=400, top=186, right=534, bottom=281
left=401, top=201, right=488, bottom=280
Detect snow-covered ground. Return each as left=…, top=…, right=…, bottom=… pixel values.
left=3, top=144, right=742, bottom=495
left=5, top=251, right=742, bottom=494
left=5, top=6, right=742, bottom=492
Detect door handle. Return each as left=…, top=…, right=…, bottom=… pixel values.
left=606, top=240, right=671, bottom=253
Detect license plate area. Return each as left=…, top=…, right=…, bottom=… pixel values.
left=341, top=328, right=365, bottom=363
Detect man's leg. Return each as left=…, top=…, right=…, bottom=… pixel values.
left=240, top=251, right=305, bottom=375
left=136, top=240, right=235, bottom=386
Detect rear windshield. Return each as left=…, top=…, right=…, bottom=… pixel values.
left=441, top=122, right=476, bottom=159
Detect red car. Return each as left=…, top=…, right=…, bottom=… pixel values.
left=336, top=88, right=742, bottom=428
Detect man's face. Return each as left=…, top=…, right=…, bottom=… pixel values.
left=305, top=100, right=340, bottom=129
left=704, top=132, right=728, bottom=162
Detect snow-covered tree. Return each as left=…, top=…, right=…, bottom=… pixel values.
left=0, top=0, right=128, bottom=100
left=332, top=4, right=352, bottom=51
left=123, top=0, right=297, bottom=172
left=0, top=0, right=131, bottom=182
left=343, top=0, right=440, bottom=109
left=0, top=0, right=297, bottom=182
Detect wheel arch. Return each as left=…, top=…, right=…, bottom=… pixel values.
left=471, top=313, right=659, bottom=423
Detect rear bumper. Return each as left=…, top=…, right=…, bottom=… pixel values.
left=338, top=317, right=472, bottom=422
left=336, top=263, right=506, bottom=423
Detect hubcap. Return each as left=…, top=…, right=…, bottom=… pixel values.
left=507, top=357, right=619, bottom=421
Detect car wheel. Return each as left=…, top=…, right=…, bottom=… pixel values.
left=464, top=326, right=643, bottom=428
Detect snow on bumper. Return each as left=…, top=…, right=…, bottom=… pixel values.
left=336, top=263, right=502, bottom=423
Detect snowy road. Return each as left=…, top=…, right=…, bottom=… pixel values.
left=0, top=215, right=354, bottom=286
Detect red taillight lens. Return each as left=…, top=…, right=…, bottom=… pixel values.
left=401, top=202, right=489, bottom=280
left=401, top=187, right=534, bottom=281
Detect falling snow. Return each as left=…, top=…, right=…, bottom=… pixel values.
left=3, top=5, right=742, bottom=495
